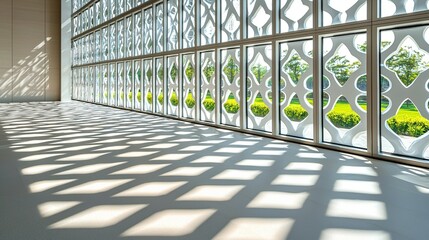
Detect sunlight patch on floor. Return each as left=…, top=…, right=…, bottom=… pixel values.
left=122, top=209, right=216, bottom=237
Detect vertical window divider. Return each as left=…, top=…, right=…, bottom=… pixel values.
left=163, top=56, right=167, bottom=114
left=313, top=34, right=322, bottom=145
left=215, top=48, right=221, bottom=125
left=366, top=26, right=374, bottom=155
left=195, top=0, right=200, bottom=47
left=272, top=0, right=279, bottom=135
left=240, top=45, right=246, bottom=130
left=196, top=52, right=201, bottom=121
left=178, top=0, right=182, bottom=50
left=371, top=25, right=380, bottom=158
left=178, top=54, right=183, bottom=118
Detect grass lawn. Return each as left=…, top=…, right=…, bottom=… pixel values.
left=207, top=94, right=427, bottom=121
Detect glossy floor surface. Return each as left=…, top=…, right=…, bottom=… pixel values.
left=1, top=102, right=428, bottom=240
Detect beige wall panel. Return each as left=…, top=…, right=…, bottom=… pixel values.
left=46, top=0, right=61, bottom=69
left=45, top=68, right=60, bottom=101
left=0, top=0, right=12, bottom=68
left=12, top=0, right=46, bottom=102
left=0, top=67, right=13, bottom=102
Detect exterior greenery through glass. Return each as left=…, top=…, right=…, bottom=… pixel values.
left=71, top=0, right=429, bottom=164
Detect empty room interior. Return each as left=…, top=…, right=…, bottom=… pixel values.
left=1, top=0, right=429, bottom=239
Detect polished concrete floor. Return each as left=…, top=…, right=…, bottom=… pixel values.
left=0, top=102, right=428, bottom=240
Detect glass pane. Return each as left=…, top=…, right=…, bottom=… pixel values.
left=110, top=0, right=116, bottom=18
left=183, top=0, right=195, bottom=48
left=200, top=51, right=216, bottom=123
left=155, top=4, right=164, bottom=53
left=102, top=0, right=109, bottom=22
left=126, top=17, right=134, bottom=57
left=126, top=0, right=134, bottom=11
left=95, top=66, right=101, bottom=103
left=84, top=67, right=89, bottom=101
left=102, top=65, right=109, bottom=104
left=247, top=45, right=272, bottom=132
left=135, top=13, right=143, bottom=56
left=118, top=0, right=125, bottom=15
left=221, top=0, right=240, bottom=42
left=380, top=0, right=429, bottom=17
left=134, top=61, right=142, bottom=110
left=95, top=31, right=101, bottom=62
left=126, top=61, right=133, bottom=109
left=95, top=1, right=101, bottom=25
left=167, top=0, right=178, bottom=50
left=118, top=62, right=125, bottom=107
left=201, top=0, right=216, bottom=45
left=144, top=8, right=153, bottom=54
left=155, top=58, right=165, bottom=114
left=322, top=0, right=367, bottom=26
left=110, top=24, right=117, bottom=60
left=221, top=48, right=240, bottom=127
left=322, top=33, right=367, bottom=149
left=118, top=20, right=125, bottom=58
left=73, top=17, right=78, bottom=36
left=182, top=54, right=196, bottom=119
left=167, top=56, right=179, bottom=116
left=279, top=39, right=314, bottom=139
left=102, top=27, right=109, bottom=61
left=279, top=0, right=313, bottom=33
left=247, top=0, right=272, bottom=38
left=144, top=59, right=154, bottom=112
left=380, top=25, right=429, bottom=160
left=110, top=63, right=117, bottom=106
left=89, top=5, right=94, bottom=29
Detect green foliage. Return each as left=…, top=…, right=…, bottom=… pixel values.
left=137, top=91, right=141, bottom=102
left=146, top=68, right=153, bottom=79
left=137, top=69, right=142, bottom=80
left=185, top=93, right=195, bottom=108
left=170, top=63, right=178, bottom=81
left=157, top=67, right=164, bottom=80
left=387, top=116, right=429, bottom=138
left=326, top=55, right=361, bottom=85
left=251, top=64, right=268, bottom=84
left=386, top=46, right=429, bottom=87
left=284, top=104, right=309, bottom=122
left=223, top=56, right=239, bottom=84
left=284, top=53, right=309, bottom=84
left=104, top=91, right=108, bottom=98
left=170, top=91, right=179, bottom=106
left=250, top=102, right=270, bottom=117
left=185, top=63, right=195, bottom=80
left=111, top=91, right=116, bottom=99
left=128, top=91, right=132, bottom=101
left=224, top=98, right=239, bottom=114
left=203, top=62, right=215, bottom=81
left=203, top=98, right=215, bottom=111
left=147, top=91, right=153, bottom=104
left=327, top=111, right=361, bottom=129
left=120, top=91, right=125, bottom=100
left=157, top=92, right=164, bottom=104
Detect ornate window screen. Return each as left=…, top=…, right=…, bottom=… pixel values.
left=221, top=48, right=240, bottom=127
left=200, top=51, right=216, bottom=123
left=220, top=0, right=240, bottom=42
left=279, top=39, right=314, bottom=139
left=246, top=44, right=273, bottom=132
left=322, top=33, right=367, bottom=149
left=279, top=0, right=313, bottom=33
left=200, top=0, right=216, bottom=45
left=71, top=1, right=429, bottom=165
left=380, top=25, right=429, bottom=159
left=167, top=56, right=179, bottom=116
left=182, top=54, right=196, bottom=119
